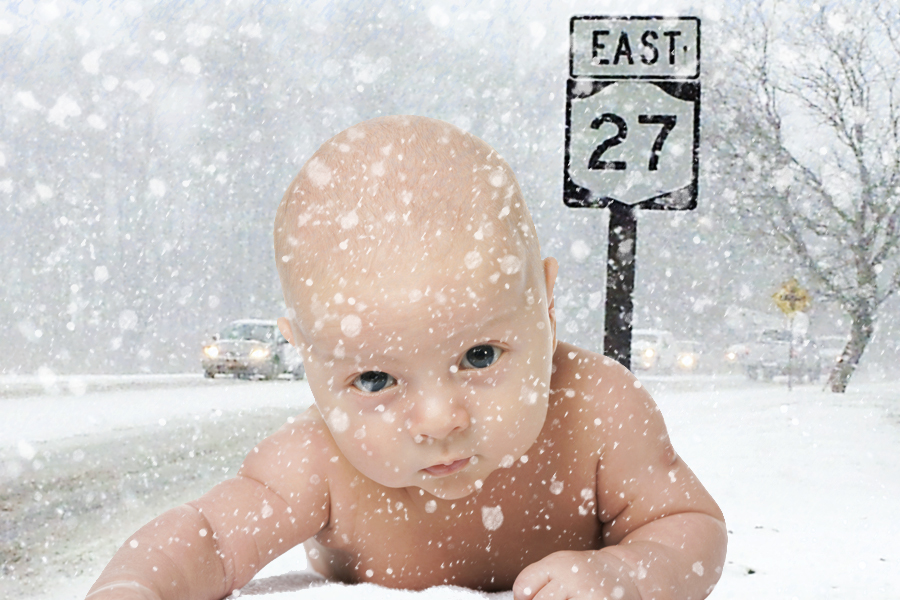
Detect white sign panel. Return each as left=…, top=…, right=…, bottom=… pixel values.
left=570, top=17, right=699, bottom=79
left=564, top=16, right=700, bottom=210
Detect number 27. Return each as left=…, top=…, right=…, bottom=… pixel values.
left=588, top=113, right=676, bottom=171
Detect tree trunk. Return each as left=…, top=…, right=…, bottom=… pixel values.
left=827, top=302, right=875, bottom=393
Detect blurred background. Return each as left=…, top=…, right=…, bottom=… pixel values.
left=1, top=0, right=898, bottom=385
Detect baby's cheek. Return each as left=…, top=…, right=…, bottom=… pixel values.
left=368, top=436, right=418, bottom=485
left=356, top=417, right=408, bottom=458
left=323, top=405, right=352, bottom=433
left=336, top=421, right=398, bottom=477
left=464, top=386, right=486, bottom=410
left=518, top=383, right=541, bottom=406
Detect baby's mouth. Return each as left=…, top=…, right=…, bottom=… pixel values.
left=421, top=457, right=471, bottom=477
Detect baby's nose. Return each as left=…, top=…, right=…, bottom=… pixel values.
left=408, top=387, right=470, bottom=442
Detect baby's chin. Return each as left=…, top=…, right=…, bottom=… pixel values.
left=415, top=482, right=480, bottom=502
left=413, top=466, right=504, bottom=501
left=361, top=470, right=481, bottom=501
left=431, top=473, right=488, bottom=497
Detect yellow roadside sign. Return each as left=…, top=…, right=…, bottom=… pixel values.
left=773, top=278, right=811, bottom=315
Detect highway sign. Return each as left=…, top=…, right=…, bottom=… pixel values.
left=565, top=16, right=700, bottom=210
left=563, top=16, right=701, bottom=370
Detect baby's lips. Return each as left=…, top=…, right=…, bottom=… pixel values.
left=421, top=456, right=470, bottom=476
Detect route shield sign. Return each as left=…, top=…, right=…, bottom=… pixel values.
left=565, top=16, right=700, bottom=210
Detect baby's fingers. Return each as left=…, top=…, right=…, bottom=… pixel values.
left=514, top=552, right=579, bottom=600
left=513, top=560, right=554, bottom=600
left=85, top=582, right=161, bottom=600
left=514, top=550, right=642, bottom=600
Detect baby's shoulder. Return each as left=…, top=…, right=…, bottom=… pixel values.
left=238, top=406, right=344, bottom=494
left=247, top=405, right=333, bottom=457
left=548, top=341, right=667, bottom=446
left=552, top=340, right=626, bottom=376
left=550, top=340, right=641, bottom=405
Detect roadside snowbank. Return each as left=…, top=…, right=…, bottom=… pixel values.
left=1, top=376, right=313, bottom=450
left=654, top=379, right=900, bottom=600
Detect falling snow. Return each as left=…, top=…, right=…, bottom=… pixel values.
left=2, top=1, right=900, bottom=599
left=340, top=315, right=362, bottom=338
left=327, top=407, right=350, bottom=433
left=480, top=506, right=504, bottom=531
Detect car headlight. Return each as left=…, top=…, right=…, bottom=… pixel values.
left=679, top=354, right=695, bottom=368
left=643, top=348, right=655, bottom=358
left=249, top=347, right=270, bottom=360
left=204, top=345, right=219, bottom=358
left=725, top=351, right=737, bottom=362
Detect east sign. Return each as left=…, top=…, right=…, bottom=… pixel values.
left=565, top=16, right=700, bottom=209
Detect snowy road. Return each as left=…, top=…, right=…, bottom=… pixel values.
left=2, top=375, right=898, bottom=600
left=1, top=376, right=315, bottom=600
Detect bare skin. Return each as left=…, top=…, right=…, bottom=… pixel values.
left=87, top=116, right=725, bottom=600
left=280, top=341, right=724, bottom=596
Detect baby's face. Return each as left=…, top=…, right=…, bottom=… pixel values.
left=285, top=248, right=556, bottom=500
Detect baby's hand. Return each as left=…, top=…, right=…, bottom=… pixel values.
left=85, top=582, right=161, bottom=600
left=513, top=550, right=641, bottom=600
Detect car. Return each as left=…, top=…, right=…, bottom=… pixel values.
left=201, top=319, right=304, bottom=380
left=674, top=340, right=702, bottom=372
left=630, top=329, right=678, bottom=372
left=733, top=329, right=822, bottom=381
left=724, top=342, right=749, bottom=366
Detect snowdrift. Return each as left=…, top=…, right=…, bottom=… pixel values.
left=235, top=571, right=511, bottom=600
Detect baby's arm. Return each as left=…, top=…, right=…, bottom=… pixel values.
left=515, top=354, right=726, bottom=600
left=86, top=413, right=330, bottom=600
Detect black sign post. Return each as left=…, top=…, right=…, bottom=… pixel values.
left=564, top=16, right=701, bottom=370
left=604, top=203, right=637, bottom=368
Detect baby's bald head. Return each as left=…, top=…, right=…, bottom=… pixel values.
left=274, top=115, right=542, bottom=310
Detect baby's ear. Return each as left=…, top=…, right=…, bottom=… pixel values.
left=277, top=317, right=296, bottom=346
left=543, top=257, right=559, bottom=352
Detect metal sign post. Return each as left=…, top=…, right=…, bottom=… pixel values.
left=564, top=16, right=701, bottom=369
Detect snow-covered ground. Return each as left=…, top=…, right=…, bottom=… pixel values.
left=653, top=377, right=899, bottom=600
left=2, top=373, right=898, bottom=600
left=0, top=373, right=314, bottom=446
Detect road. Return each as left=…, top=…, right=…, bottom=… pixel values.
left=0, top=376, right=313, bottom=600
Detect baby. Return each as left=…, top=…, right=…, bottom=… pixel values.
left=87, top=116, right=726, bottom=600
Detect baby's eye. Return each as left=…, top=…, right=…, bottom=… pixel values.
left=460, top=345, right=503, bottom=370
left=353, top=371, right=396, bottom=393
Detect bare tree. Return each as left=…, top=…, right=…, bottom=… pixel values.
left=707, top=0, right=900, bottom=391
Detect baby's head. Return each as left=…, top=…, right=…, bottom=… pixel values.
left=274, top=116, right=558, bottom=499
